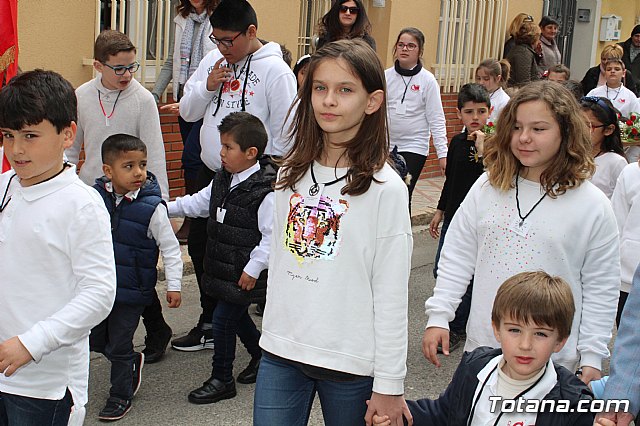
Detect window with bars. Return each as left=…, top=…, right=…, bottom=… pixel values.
left=297, top=0, right=332, bottom=58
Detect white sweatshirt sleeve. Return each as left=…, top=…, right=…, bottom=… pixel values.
left=611, top=168, right=631, bottom=235
left=423, top=72, right=448, bottom=159
left=264, top=72, right=297, bottom=157
left=244, top=192, right=274, bottom=279
left=167, top=181, right=212, bottom=218
left=18, top=201, right=116, bottom=362
left=179, top=51, right=220, bottom=122
left=370, top=179, right=413, bottom=395
left=139, top=97, right=169, bottom=201
left=148, top=203, right=183, bottom=292
left=425, top=177, right=482, bottom=329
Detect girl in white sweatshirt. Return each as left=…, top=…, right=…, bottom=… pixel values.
left=255, top=39, right=413, bottom=426
left=423, top=81, right=620, bottom=388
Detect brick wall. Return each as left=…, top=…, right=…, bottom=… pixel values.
left=419, top=91, right=462, bottom=179
left=160, top=91, right=463, bottom=197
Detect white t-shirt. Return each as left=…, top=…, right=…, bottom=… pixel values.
left=587, top=84, right=640, bottom=119
left=591, top=152, right=628, bottom=198
left=425, top=174, right=620, bottom=371
left=260, top=162, right=413, bottom=395
left=488, top=87, right=510, bottom=124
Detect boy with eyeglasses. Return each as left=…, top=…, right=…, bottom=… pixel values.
left=174, top=0, right=296, bottom=354
left=67, top=30, right=174, bottom=366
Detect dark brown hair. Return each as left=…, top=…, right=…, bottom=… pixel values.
left=318, top=0, right=372, bottom=43
left=492, top=271, right=574, bottom=340
left=277, top=39, right=388, bottom=196
left=484, top=81, right=595, bottom=196
left=94, top=30, right=136, bottom=63
left=177, top=0, right=219, bottom=17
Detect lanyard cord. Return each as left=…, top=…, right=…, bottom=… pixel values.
left=309, top=163, right=348, bottom=196
left=98, top=89, right=123, bottom=119
left=515, top=170, right=548, bottom=227
left=212, top=54, right=253, bottom=117
left=606, top=84, right=622, bottom=101
left=0, top=173, right=16, bottom=212
left=400, top=75, right=414, bottom=104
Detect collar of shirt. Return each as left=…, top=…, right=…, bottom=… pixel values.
left=104, top=180, right=140, bottom=203
left=18, top=165, right=78, bottom=202
left=230, top=162, right=260, bottom=189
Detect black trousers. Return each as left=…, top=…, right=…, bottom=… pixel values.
left=398, top=151, right=427, bottom=214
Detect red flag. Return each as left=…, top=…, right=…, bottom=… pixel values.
left=1, top=0, right=18, bottom=173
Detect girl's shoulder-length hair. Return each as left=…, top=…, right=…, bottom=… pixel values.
left=318, top=0, right=372, bottom=42
left=276, top=39, right=389, bottom=197
left=483, top=81, right=595, bottom=197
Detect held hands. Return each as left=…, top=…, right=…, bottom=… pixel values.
left=207, top=57, right=232, bottom=92
left=595, top=412, right=635, bottom=426
left=422, top=327, right=449, bottom=367
left=159, top=102, right=180, bottom=116
left=166, top=291, right=182, bottom=308
left=429, top=210, right=444, bottom=239
left=238, top=272, right=257, bottom=291
left=365, top=393, right=412, bottom=426
left=0, top=336, right=33, bottom=377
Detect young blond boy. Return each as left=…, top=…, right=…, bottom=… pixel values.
left=0, top=70, right=116, bottom=425
left=67, top=29, right=174, bottom=364
left=375, top=271, right=594, bottom=426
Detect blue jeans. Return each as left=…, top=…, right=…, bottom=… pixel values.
left=90, top=302, right=145, bottom=400
left=432, top=218, right=473, bottom=335
left=211, top=301, right=261, bottom=382
left=253, top=353, right=374, bottom=426
left=0, top=389, right=72, bottom=426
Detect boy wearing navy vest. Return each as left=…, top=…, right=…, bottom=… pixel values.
left=169, top=112, right=275, bottom=404
left=91, top=134, right=183, bottom=421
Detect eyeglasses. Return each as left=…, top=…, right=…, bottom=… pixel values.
left=209, top=30, right=245, bottom=48
left=588, top=123, right=607, bottom=131
left=102, top=62, right=140, bottom=75
left=339, top=5, right=359, bottom=14
left=396, top=42, right=418, bottom=51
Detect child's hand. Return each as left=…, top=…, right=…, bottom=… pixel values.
left=238, top=272, right=257, bottom=291
left=438, top=157, right=447, bottom=175
left=0, top=336, right=33, bottom=377
left=207, top=57, right=232, bottom=92
left=159, top=102, right=180, bottom=116
left=166, top=291, right=182, bottom=308
left=365, top=393, right=412, bottom=426
left=422, top=326, right=450, bottom=367
left=371, top=412, right=391, bottom=426
left=595, top=411, right=633, bottom=426
left=577, top=365, right=601, bottom=385
left=594, top=417, right=616, bottom=426
left=470, top=130, right=486, bottom=156
left=429, top=210, right=444, bottom=239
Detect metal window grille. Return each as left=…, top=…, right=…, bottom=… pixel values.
left=297, top=0, right=332, bottom=57
left=434, top=0, right=509, bottom=93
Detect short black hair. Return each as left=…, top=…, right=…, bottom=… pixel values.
left=0, top=69, right=77, bottom=133
left=101, top=134, right=147, bottom=165
left=210, top=0, right=257, bottom=32
left=539, top=16, right=560, bottom=28
left=457, top=83, right=491, bottom=109
left=217, top=112, right=267, bottom=157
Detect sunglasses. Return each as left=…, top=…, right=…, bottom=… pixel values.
left=339, top=5, right=359, bottom=14
left=102, top=62, right=140, bottom=76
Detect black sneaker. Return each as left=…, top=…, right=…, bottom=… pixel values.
left=171, top=327, right=214, bottom=352
left=142, top=324, right=172, bottom=364
left=436, top=331, right=465, bottom=354
left=98, top=397, right=131, bottom=421
left=132, top=352, right=144, bottom=397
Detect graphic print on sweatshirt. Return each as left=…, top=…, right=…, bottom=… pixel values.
left=209, top=62, right=259, bottom=111
left=285, top=193, right=349, bottom=263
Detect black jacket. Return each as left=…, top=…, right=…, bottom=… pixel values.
left=580, top=65, right=639, bottom=96
left=407, top=347, right=594, bottom=426
left=202, top=156, right=277, bottom=305
left=619, top=38, right=640, bottom=83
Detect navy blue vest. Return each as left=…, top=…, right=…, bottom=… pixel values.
left=202, top=157, right=276, bottom=305
left=94, top=173, right=163, bottom=306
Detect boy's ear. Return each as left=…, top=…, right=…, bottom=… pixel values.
left=244, top=146, right=259, bottom=160
left=491, top=322, right=502, bottom=344
left=62, top=122, right=77, bottom=149
left=102, top=164, right=113, bottom=180
left=93, top=60, right=104, bottom=73
left=246, top=25, right=257, bottom=40
left=456, top=108, right=463, bottom=121
left=365, top=90, right=384, bottom=115
left=553, top=336, right=568, bottom=353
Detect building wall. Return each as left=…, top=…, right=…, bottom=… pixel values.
left=595, top=0, right=640, bottom=64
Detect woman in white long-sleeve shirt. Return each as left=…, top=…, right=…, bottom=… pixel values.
left=385, top=27, right=448, bottom=211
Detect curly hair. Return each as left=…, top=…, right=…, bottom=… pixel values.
left=483, top=81, right=595, bottom=197
left=514, top=21, right=541, bottom=46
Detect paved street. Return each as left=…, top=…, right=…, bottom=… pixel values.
left=84, top=227, right=465, bottom=425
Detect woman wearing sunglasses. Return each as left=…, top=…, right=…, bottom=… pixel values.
left=315, top=0, right=376, bottom=51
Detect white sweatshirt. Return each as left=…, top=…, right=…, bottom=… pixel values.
left=180, top=42, right=297, bottom=170
left=591, top=152, right=628, bottom=199
left=68, top=77, right=169, bottom=200
left=611, top=162, right=640, bottom=293
left=488, top=87, right=510, bottom=124
left=385, top=66, right=448, bottom=158
left=425, top=174, right=620, bottom=372
left=260, top=162, right=413, bottom=395
left=587, top=84, right=640, bottom=119
left=0, top=166, right=116, bottom=409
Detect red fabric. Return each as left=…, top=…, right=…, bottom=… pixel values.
left=0, top=0, right=18, bottom=86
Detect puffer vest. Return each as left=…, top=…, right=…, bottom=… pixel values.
left=202, top=157, right=276, bottom=305
left=94, top=173, right=163, bottom=306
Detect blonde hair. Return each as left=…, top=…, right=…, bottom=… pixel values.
left=492, top=271, right=575, bottom=340
left=601, top=44, right=624, bottom=62
left=507, top=13, right=534, bottom=38
left=484, top=81, right=595, bottom=197
left=515, top=21, right=541, bottom=46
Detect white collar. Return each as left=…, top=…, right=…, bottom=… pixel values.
left=230, top=162, right=260, bottom=188
left=104, top=180, right=140, bottom=201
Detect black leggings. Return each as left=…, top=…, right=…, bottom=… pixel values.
left=398, top=151, right=427, bottom=213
